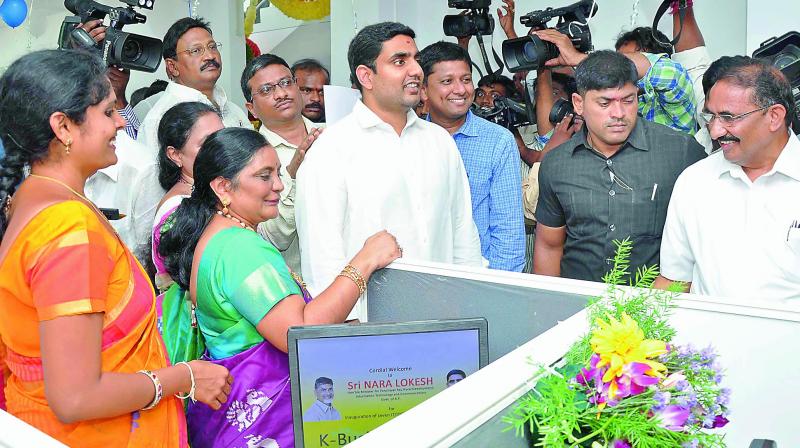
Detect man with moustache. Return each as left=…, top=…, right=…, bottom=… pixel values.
left=240, top=54, right=322, bottom=273
left=136, top=17, right=249, bottom=156
left=534, top=51, right=704, bottom=283
left=419, top=41, right=525, bottom=272
left=296, top=22, right=483, bottom=320
left=291, top=59, right=329, bottom=123
left=654, top=58, right=800, bottom=304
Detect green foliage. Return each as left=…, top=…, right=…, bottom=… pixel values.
left=505, top=239, right=727, bottom=447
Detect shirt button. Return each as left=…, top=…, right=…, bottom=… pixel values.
left=606, top=159, right=612, bottom=166
left=609, top=190, right=616, bottom=196
left=609, top=224, right=616, bottom=231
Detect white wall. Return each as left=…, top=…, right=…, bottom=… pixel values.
left=248, top=5, right=331, bottom=72
left=746, top=0, right=800, bottom=55
left=328, top=0, right=748, bottom=87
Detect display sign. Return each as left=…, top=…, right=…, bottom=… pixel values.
left=288, top=319, right=488, bottom=448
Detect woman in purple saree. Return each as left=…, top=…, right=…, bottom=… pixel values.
left=158, top=128, right=400, bottom=448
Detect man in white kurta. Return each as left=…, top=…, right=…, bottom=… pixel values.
left=295, top=22, right=483, bottom=321
left=136, top=17, right=249, bottom=157
left=655, top=59, right=800, bottom=307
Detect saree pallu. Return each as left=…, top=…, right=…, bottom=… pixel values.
left=152, top=195, right=204, bottom=365
left=0, top=201, right=187, bottom=447
left=188, top=227, right=314, bottom=448
left=187, top=341, right=294, bottom=448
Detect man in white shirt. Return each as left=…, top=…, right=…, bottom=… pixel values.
left=136, top=17, right=249, bottom=157
left=241, top=54, right=323, bottom=273
left=85, top=130, right=162, bottom=263
left=654, top=58, right=800, bottom=306
left=296, top=22, right=483, bottom=320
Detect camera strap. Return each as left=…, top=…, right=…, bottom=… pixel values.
left=652, top=0, right=687, bottom=47
left=474, top=34, right=506, bottom=78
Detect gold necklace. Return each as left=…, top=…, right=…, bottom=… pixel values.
left=178, top=175, right=194, bottom=187
left=215, top=210, right=255, bottom=231
left=28, top=174, right=120, bottom=236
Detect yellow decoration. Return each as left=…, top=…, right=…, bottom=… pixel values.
left=271, top=0, right=330, bottom=21
left=590, top=313, right=667, bottom=383
left=244, top=0, right=258, bottom=37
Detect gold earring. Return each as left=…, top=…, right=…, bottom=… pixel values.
left=64, top=138, right=72, bottom=155
left=221, top=198, right=230, bottom=215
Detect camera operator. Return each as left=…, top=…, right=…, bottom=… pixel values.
left=420, top=42, right=525, bottom=272
left=533, top=50, right=705, bottom=283
left=75, top=19, right=141, bottom=140
left=534, top=25, right=698, bottom=136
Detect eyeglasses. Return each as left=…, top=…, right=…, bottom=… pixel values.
left=252, top=77, right=296, bottom=98
left=700, top=105, right=769, bottom=126
left=176, top=41, right=222, bottom=58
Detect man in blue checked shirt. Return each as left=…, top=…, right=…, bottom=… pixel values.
left=535, top=28, right=697, bottom=136
left=419, top=42, right=526, bottom=272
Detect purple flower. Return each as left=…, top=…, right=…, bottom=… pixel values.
left=682, top=440, right=699, bottom=448
left=652, top=405, right=690, bottom=431
left=612, top=440, right=632, bottom=448
left=712, top=414, right=730, bottom=428
left=652, top=391, right=670, bottom=409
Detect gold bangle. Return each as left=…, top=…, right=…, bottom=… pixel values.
left=338, top=264, right=366, bottom=295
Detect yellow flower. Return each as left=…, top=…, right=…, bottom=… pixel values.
left=271, top=0, right=330, bottom=21
left=590, top=313, right=667, bottom=383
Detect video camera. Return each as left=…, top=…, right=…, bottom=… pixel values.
left=58, top=0, right=162, bottom=73
left=472, top=96, right=532, bottom=130
left=443, top=0, right=494, bottom=37
left=502, top=0, right=597, bottom=73
left=753, top=31, right=800, bottom=134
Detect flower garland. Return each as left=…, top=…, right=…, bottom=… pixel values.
left=271, top=0, right=330, bottom=21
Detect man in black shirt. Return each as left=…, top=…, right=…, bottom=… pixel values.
left=533, top=50, right=705, bottom=283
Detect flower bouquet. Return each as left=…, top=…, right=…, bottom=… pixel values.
left=505, top=240, right=730, bottom=447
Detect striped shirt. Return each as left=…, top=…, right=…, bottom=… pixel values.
left=118, top=103, right=140, bottom=140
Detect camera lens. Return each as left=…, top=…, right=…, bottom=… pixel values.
left=121, top=39, right=143, bottom=62
left=503, top=35, right=559, bottom=72
left=549, top=98, right=574, bottom=125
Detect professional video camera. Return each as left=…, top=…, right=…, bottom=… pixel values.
left=753, top=31, right=800, bottom=134
left=502, top=0, right=598, bottom=73
left=472, top=96, right=532, bottom=130
left=58, top=0, right=162, bottom=73
left=443, top=0, right=494, bottom=37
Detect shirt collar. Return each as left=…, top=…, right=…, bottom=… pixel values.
left=566, top=118, right=649, bottom=155
left=442, top=110, right=479, bottom=137
left=259, top=116, right=316, bottom=149
left=166, top=81, right=228, bottom=108
left=353, top=100, right=419, bottom=133
left=712, top=131, right=800, bottom=182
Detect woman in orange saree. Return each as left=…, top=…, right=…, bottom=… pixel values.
left=0, top=49, right=232, bottom=447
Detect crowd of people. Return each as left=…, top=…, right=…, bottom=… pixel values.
left=0, top=1, right=798, bottom=446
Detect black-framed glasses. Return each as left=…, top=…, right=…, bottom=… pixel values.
left=700, top=105, right=769, bottom=126
left=252, top=77, right=296, bottom=98
left=176, top=41, right=222, bottom=58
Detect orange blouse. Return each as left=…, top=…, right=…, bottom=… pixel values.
left=0, top=201, right=186, bottom=447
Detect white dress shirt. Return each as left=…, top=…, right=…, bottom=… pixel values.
left=660, top=131, right=800, bottom=306
left=136, top=81, right=250, bottom=157
left=256, top=117, right=323, bottom=274
left=85, top=131, right=163, bottom=263
left=672, top=46, right=712, bottom=128
left=296, top=101, right=483, bottom=320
